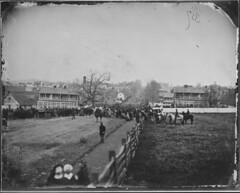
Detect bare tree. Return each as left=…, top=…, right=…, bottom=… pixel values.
left=81, top=71, right=110, bottom=107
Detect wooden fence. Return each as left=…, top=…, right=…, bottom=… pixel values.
left=92, top=119, right=144, bottom=187
left=163, top=107, right=236, bottom=113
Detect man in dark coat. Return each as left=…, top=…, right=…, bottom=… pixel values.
left=135, top=113, right=140, bottom=124
left=129, top=111, right=133, bottom=120
left=99, top=122, right=106, bottom=143
left=76, top=160, right=90, bottom=185
left=72, top=108, right=76, bottom=119
left=174, top=109, right=178, bottom=125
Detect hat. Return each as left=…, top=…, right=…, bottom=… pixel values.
left=63, top=164, right=73, bottom=173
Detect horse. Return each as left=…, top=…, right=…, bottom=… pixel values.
left=182, top=112, right=194, bottom=124
left=147, top=109, right=155, bottom=121
left=154, top=111, right=167, bottom=124
left=166, top=112, right=184, bottom=125
left=83, top=107, right=94, bottom=116
left=94, top=107, right=104, bottom=122
left=107, top=108, right=114, bottom=117
left=116, top=109, right=122, bottom=118
left=140, top=111, right=148, bottom=121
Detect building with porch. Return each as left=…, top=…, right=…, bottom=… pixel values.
left=37, top=87, right=80, bottom=109
left=173, top=85, right=206, bottom=107
left=159, top=92, right=174, bottom=108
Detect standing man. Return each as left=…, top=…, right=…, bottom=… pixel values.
left=99, top=122, right=106, bottom=143
left=174, top=109, right=178, bottom=125
left=135, top=112, right=140, bottom=124
left=72, top=108, right=76, bottom=119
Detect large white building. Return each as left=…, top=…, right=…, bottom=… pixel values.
left=173, top=85, right=206, bottom=107
left=37, top=87, right=80, bottom=109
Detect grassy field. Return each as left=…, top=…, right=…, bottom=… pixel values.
left=2, top=116, right=126, bottom=189
left=124, top=113, right=235, bottom=189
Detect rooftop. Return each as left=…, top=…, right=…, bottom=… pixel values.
left=39, top=87, right=79, bottom=95
left=5, top=85, right=27, bottom=93
left=163, top=92, right=174, bottom=98
left=8, top=92, right=39, bottom=106
left=174, top=86, right=205, bottom=94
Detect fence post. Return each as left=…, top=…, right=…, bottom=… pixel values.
left=135, top=125, right=139, bottom=145
left=129, top=130, right=134, bottom=163
left=108, top=150, right=117, bottom=184
left=127, top=131, right=130, bottom=142
left=122, top=138, right=127, bottom=168
left=126, top=131, right=130, bottom=167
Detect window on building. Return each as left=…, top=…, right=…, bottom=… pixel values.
left=192, top=93, right=198, bottom=97
left=44, top=101, right=48, bottom=107
left=70, top=95, right=77, bottom=100
left=61, top=95, right=69, bottom=100
left=40, top=94, right=45, bottom=98
left=53, top=94, right=60, bottom=99
left=46, top=94, right=50, bottom=99
left=37, top=101, right=43, bottom=108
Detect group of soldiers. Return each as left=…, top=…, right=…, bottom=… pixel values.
left=148, top=107, right=193, bottom=125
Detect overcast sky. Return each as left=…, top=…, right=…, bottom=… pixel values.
left=2, top=2, right=237, bottom=87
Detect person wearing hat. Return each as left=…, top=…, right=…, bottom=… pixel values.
left=63, top=164, right=78, bottom=185
left=99, top=122, right=106, bottom=143
left=47, top=164, right=65, bottom=185
left=76, top=160, right=90, bottom=185
left=72, top=108, right=76, bottom=119
left=174, top=109, right=178, bottom=125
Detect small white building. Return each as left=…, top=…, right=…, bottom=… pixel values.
left=115, top=92, right=125, bottom=104
left=117, top=93, right=125, bottom=101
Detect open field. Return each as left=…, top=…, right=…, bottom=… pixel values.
left=124, top=113, right=235, bottom=189
left=2, top=116, right=126, bottom=189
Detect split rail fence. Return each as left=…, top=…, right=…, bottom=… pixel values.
left=92, top=119, right=144, bottom=187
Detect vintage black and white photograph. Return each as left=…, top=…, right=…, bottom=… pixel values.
left=1, top=1, right=238, bottom=191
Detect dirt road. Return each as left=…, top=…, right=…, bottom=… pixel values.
left=83, top=121, right=135, bottom=178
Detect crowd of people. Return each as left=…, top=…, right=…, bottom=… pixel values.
left=1, top=103, right=149, bottom=121
left=2, top=107, right=79, bottom=120
left=147, top=107, right=193, bottom=125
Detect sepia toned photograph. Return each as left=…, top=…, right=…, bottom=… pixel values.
left=1, top=1, right=238, bottom=191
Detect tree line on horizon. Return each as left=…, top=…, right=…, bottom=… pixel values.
left=71, top=71, right=236, bottom=108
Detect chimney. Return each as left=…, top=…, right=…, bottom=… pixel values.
left=83, top=76, right=86, bottom=84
